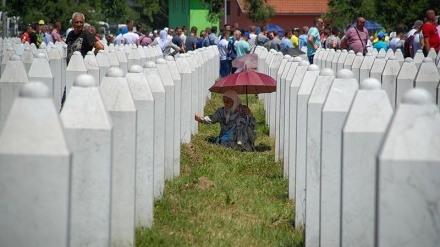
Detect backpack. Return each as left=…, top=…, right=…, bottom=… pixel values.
left=403, top=35, right=414, bottom=58
left=228, top=39, right=237, bottom=58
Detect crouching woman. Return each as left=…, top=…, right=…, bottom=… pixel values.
left=195, top=90, right=257, bottom=151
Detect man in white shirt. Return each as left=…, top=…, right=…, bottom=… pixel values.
left=218, top=30, right=231, bottom=78
left=122, top=20, right=140, bottom=46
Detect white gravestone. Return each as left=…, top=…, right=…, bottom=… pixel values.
left=275, top=56, right=290, bottom=162
left=84, top=51, right=100, bottom=85
left=0, top=55, right=29, bottom=130
left=107, top=50, right=120, bottom=68
left=127, top=46, right=141, bottom=69
left=257, top=48, right=269, bottom=73
left=60, top=74, right=112, bottom=247
left=377, top=88, right=440, bottom=247
left=305, top=68, right=335, bottom=247
left=144, top=61, right=167, bottom=198
left=413, top=49, right=424, bottom=70
left=385, top=48, right=394, bottom=60
left=427, top=47, right=437, bottom=61
left=282, top=57, right=301, bottom=178
left=28, top=53, right=54, bottom=99
left=176, top=55, right=192, bottom=143
left=166, top=56, right=182, bottom=176
left=116, top=48, right=128, bottom=75
left=395, top=49, right=404, bottom=66
left=185, top=53, right=199, bottom=135
left=137, top=46, right=146, bottom=67
left=415, top=57, right=440, bottom=103
left=96, top=50, right=111, bottom=85
left=48, top=46, right=63, bottom=111
left=359, top=52, right=375, bottom=83
left=22, top=46, right=34, bottom=73
left=60, top=45, right=67, bottom=96
left=321, top=49, right=331, bottom=69
left=268, top=52, right=283, bottom=137
left=343, top=50, right=356, bottom=70
left=351, top=52, right=364, bottom=83
left=156, top=58, right=176, bottom=181
left=0, top=82, right=71, bottom=247
left=100, top=68, right=137, bottom=247
left=320, top=70, right=359, bottom=247
left=126, top=65, right=155, bottom=228
left=341, top=78, right=393, bottom=247
left=279, top=57, right=293, bottom=168
left=65, top=51, right=87, bottom=96
left=337, top=49, right=348, bottom=72
left=287, top=59, right=308, bottom=200
left=396, top=57, right=417, bottom=106
left=325, top=49, right=335, bottom=69
left=1, top=46, right=16, bottom=75
left=295, top=63, right=320, bottom=226
left=144, top=46, right=155, bottom=63
left=331, top=50, right=341, bottom=72
left=370, top=54, right=386, bottom=82
left=382, top=55, right=401, bottom=109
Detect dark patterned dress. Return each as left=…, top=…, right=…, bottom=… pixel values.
left=201, top=105, right=257, bottom=151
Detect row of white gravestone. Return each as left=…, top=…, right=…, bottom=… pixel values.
left=254, top=45, right=440, bottom=247
left=0, top=46, right=220, bottom=247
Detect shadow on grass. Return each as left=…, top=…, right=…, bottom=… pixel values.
left=255, top=143, right=271, bottom=152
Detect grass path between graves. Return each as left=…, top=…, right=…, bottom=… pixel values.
left=135, top=93, right=304, bottom=247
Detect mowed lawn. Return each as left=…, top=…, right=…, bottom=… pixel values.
left=136, top=93, right=304, bottom=247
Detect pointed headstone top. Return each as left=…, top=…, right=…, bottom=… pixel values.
left=19, top=81, right=50, bottom=98
left=165, top=56, right=174, bottom=61
left=356, top=52, right=363, bottom=56
left=73, top=51, right=81, bottom=55
left=360, top=78, right=381, bottom=90
left=156, top=58, right=167, bottom=64
left=422, top=57, right=433, bottom=63
left=299, top=60, right=310, bottom=66
left=348, top=50, right=355, bottom=54
left=320, top=68, right=335, bottom=76
left=293, top=57, right=302, bottom=62
left=35, top=53, right=46, bottom=59
left=284, top=55, right=291, bottom=59
left=10, top=55, right=21, bottom=61
left=365, top=52, right=373, bottom=56
left=308, top=64, right=320, bottom=71
left=74, top=74, right=97, bottom=87
left=129, top=65, right=143, bottom=73
left=402, top=88, right=434, bottom=104
left=87, top=51, right=94, bottom=55
left=144, top=61, right=156, bottom=68
left=336, top=69, right=354, bottom=79
left=7, top=47, right=13, bottom=51
left=388, top=55, right=397, bottom=60
left=106, top=67, right=124, bottom=77
left=404, top=57, right=414, bottom=62
left=336, top=50, right=341, bottom=53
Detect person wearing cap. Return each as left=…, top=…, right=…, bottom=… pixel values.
left=408, top=20, right=424, bottom=37
left=38, top=20, right=45, bottom=25
left=195, top=90, right=256, bottom=151
left=291, top=28, right=299, bottom=48
left=236, top=31, right=250, bottom=57
left=373, top=31, right=388, bottom=52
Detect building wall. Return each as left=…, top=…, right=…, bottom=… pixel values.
left=169, top=0, right=219, bottom=36
left=221, top=0, right=321, bottom=32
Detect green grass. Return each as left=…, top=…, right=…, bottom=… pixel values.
left=135, top=93, right=304, bottom=247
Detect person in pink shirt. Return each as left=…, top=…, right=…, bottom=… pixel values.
left=51, top=22, right=62, bottom=42
left=341, top=17, right=369, bottom=54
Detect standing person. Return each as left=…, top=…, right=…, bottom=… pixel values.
left=340, top=17, right=369, bottom=55
left=51, top=22, right=62, bottom=43
left=374, top=31, right=388, bottom=52
left=139, top=29, right=152, bottom=46
left=21, top=25, right=32, bottom=44
left=422, top=10, right=440, bottom=55
left=172, top=27, right=184, bottom=51
left=197, top=30, right=206, bottom=49
left=135, top=24, right=143, bottom=37
left=185, top=26, right=198, bottom=52
left=299, top=26, right=309, bottom=51
left=41, top=25, right=53, bottom=44
left=180, top=26, right=188, bottom=50
left=248, top=25, right=257, bottom=50
left=207, top=26, right=219, bottom=46
left=407, top=20, right=424, bottom=37
left=151, top=30, right=183, bottom=57
left=218, top=30, right=230, bottom=78
left=257, top=26, right=268, bottom=46
left=307, top=17, right=324, bottom=64
left=122, top=20, right=140, bottom=46
left=281, top=30, right=294, bottom=50
left=236, top=31, right=250, bottom=57
left=66, top=12, right=104, bottom=64
left=325, top=27, right=340, bottom=50
left=291, top=28, right=299, bottom=48
left=389, top=27, right=405, bottom=52
left=228, top=30, right=240, bottom=73
left=270, top=29, right=281, bottom=51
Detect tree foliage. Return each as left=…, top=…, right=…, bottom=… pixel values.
left=323, top=0, right=376, bottom=29
left=199, top=0, right=223, bottom=23
left=4, top=0, right=163, bottom=34
left=243, top=0, right=275, bottom=25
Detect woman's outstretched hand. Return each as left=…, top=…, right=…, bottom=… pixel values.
left=195, top=113, right=202, bottom=122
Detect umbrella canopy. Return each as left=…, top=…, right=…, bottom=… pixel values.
left=267, top=25, right=284, bottom=37
left=232, top=53, right=258, bottom=69
left=209, top=70, right=276, bottom=95
left=347, top=20, right=383, bottom=31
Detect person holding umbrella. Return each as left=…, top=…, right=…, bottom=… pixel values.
left=195, top=90, right=256, bottom=151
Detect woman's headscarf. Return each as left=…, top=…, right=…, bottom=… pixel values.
left=223, top=90, right=241, bottom=123
left=158, top=30, right=168, bottom=50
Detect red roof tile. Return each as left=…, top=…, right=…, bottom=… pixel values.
left=237, top=0, right=328, bottom=15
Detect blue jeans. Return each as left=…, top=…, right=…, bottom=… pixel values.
left=220, top=60, right=230, bottom=78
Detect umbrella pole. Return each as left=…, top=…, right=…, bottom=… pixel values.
left=246, top=85, right=248, bottom=106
